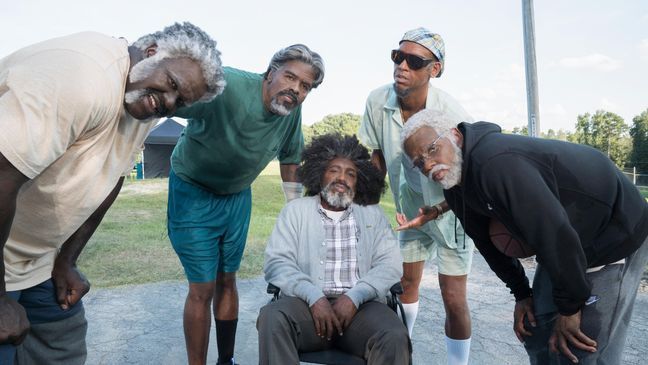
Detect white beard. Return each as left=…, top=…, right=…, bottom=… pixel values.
left=124, top=89, right=147, bottom=104
left=428, top=139, right=463, bottom=189
left=124, top=55, right=163, bottom=114
left=129, top=54, right=162, bottom=83
left=320, top=181, right=354, bottom=209
left=269, top=97, right=291, bottom=116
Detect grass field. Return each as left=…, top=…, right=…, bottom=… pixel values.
left=640, top=186, right=648, bottom=200
left=78, top=162, right=396, bottom=287
left=77, top=165, right=647, bottom=288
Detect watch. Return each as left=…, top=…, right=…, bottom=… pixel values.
left=433, top=204, right=444, bottom=219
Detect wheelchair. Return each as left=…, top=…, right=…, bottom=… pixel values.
left=266, top=282, right=408, bottom=365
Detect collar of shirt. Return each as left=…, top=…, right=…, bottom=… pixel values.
left=317, top=203, right=353, bottom=222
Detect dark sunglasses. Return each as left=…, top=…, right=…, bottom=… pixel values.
left=391, top=50, right=436, bottom=70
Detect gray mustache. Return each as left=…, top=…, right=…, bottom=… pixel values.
left=278, top=90, right=298, bottom=103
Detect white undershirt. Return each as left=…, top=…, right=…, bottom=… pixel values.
left=321, top=207, right=346, bottom=222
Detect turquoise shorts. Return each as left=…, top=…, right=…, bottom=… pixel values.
left=167, top=169, right=252, bottom=282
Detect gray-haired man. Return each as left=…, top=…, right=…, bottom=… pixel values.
left=400, top=109, right=648, bottom=364
left=0, top=22, right=224, bottom=364
left=169, top=44, right=325, bottom=365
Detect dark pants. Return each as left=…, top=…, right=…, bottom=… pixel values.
left=257, top=296, right=411, bottom=365
left=0, top=279, right=87, bottom=365
left=523, top=236, right=648, bottom=364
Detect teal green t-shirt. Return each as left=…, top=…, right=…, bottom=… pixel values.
left=171, top=67, right=304, bottom=194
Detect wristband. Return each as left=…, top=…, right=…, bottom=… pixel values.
left=434, top=204, right=444, bottom=219
left=282, top=182, right=303, bottom=202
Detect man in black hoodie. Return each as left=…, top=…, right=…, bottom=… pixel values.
left=398, top=109, right=648, bottom=364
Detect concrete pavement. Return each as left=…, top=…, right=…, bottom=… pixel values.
left=84, top=253, right=648, bottom=364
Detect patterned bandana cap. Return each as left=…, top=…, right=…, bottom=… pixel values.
left=400, top=27, right=445, bottom=77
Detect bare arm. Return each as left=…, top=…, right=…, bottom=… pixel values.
left=395, top=200, right=450, bottom=231
left=280, top=163, right=302, bottom=202
left=279, top=163, right=299, bottom=183
left=370, top=150, right=387, bottom=179
left=0, top=153, right=29, bottom=295
left=0, top=152, right=29, bottom=344
left=52, top=177, right=125, bottom=309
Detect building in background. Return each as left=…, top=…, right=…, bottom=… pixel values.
left=143, top=118, right=185, bottom=178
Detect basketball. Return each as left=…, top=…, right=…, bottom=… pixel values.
left=488, top=219, right=535, bottom=258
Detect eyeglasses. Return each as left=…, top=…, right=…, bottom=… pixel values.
left=411, top=133, right=446, bottom=172
left=391, top=50, right=437, bottom=70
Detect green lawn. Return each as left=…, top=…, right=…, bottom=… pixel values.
left=76, top=171, right=648, bottom=288
left=640, top=186, right=648, bottom=200
left=78, top=162, right=396, bottom=287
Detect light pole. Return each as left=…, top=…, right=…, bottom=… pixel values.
left=522, top=0, right=540, bottom=137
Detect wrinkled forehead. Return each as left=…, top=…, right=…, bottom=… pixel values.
left=163, top=57, right=203, bottom=77
left=276, top=60, right=316, bottom=81
left=326, top=157, right=357, bottom=171
left=165, top=58, right=207, bottom=99
left=404, top=126, right=440, bottom=154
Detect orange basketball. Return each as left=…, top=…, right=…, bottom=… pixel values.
left=488, top=219, right=535, bottom=258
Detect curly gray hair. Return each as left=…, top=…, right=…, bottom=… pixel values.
left=264, top=44, right=325, bottom=88
left=131, top=22, right=225, bottom=102
left=400, top=109, right=460, bottom=149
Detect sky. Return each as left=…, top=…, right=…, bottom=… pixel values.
left=2, top=0, right=647, bottom=132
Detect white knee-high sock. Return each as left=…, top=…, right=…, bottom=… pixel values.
left=400, top=301, right=419, bottom=337
left=445, top=336, right=471, bottom=365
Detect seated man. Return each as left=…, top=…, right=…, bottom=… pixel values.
left=257, top=134, right=411, bottom=365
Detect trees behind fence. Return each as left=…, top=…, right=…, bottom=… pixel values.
left=623, top=168, right=648, bottom=187
left=305, top=108, right=648, bottom=186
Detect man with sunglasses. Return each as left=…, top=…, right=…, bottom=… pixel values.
left=359, top=28, right=474, bottom=365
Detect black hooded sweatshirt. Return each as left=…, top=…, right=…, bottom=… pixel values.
left=444, top=121, right=648, bottom=315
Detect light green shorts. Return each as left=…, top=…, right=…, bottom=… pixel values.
left=398, top=184, right=474, bottom=276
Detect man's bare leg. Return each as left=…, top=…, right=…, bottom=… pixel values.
left=184, top=281, right=217, bottom=365
left=439, top=273, right=471, bottom=365
left=400, top=261, right=425, bottom=336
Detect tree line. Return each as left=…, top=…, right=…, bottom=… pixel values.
left=303, top=109, right=648, bottom=173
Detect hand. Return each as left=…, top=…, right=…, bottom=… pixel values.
left=331, top=295, right=357, bottom=334
left=513, top=297, right=536, bottom=342
left=0, top=294, right=29, bottom=345
left=395, top=205, right=439, bottom=231
left=310, top=297, right=342, bottom=340
left=51, top=264, right=90, bottom=310
left=549, top=310, right=597, bottom=363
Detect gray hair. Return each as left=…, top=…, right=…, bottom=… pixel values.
left=264, top=44, right=325, bottom=88
left=131, top=22, right=226, bottom=102
left=400, top=109, right=460, bottom=149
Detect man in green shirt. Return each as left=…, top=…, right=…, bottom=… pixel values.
left=168, top=44, right=324, bottom=365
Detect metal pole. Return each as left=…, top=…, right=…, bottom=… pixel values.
left=522, top=0, right=540, bottom=137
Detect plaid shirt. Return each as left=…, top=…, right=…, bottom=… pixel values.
left=318, top=205, right=360, bottom=297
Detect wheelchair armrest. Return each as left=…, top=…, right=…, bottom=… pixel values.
left=389, top=282, right=403, bottom=296
left=266, top=283, right=281, bottom=302
left=387, top=282, right=403, bottom=311
left=266, top=283, right=280, bottom=295
left=387, top=282, right=408, bottom=331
